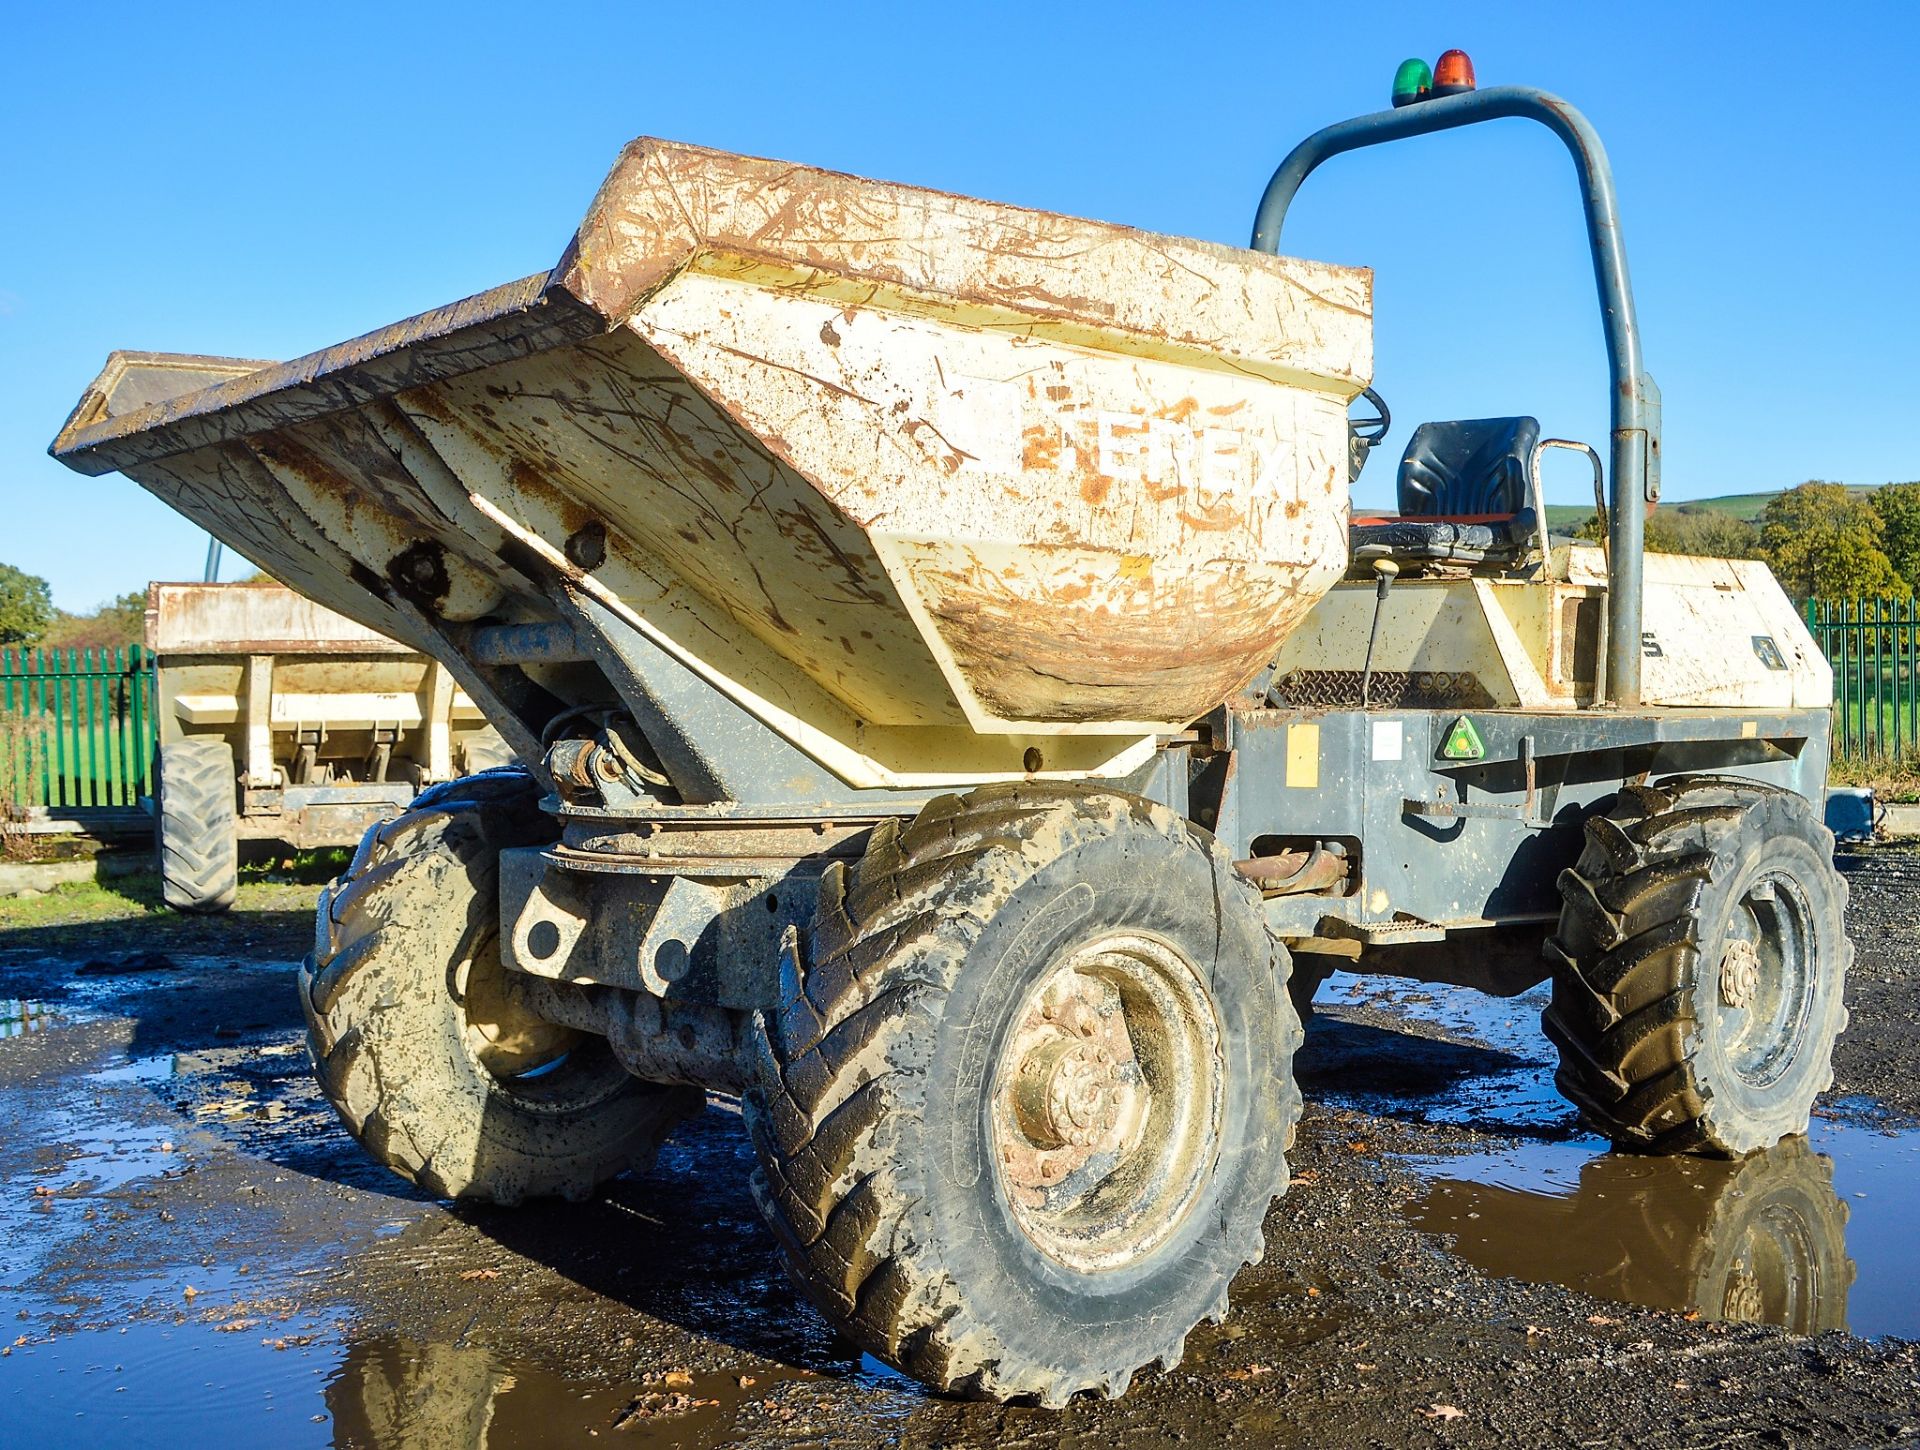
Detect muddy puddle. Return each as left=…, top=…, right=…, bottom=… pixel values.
left=1308, top=970, right=1920, bottom=1340
left=3, top=1297, right=341, bottom=1445
left=0, top=1022, right=920, bottom=1447
left=4, top=1324, right=897, bottom=1448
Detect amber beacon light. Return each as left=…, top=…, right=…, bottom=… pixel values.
left=1432, top=49, right=1477, bottom=96
left=1393, top=49, right=1477, bottom=106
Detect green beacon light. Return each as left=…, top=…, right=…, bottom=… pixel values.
left=1390, top=57, right=1433, bottom=108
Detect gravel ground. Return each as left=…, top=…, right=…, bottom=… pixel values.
left=0, top=862, right=1916, bottom=1447
left=1833, top=848, right=1920, bottom=1119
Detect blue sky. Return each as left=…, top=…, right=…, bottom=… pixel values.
left=4, top=1, right=1916, bottom=610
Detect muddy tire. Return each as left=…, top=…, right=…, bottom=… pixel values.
left=300, top=767, right=699, bottom=1203
left=155, top=737, right=238, bottom=914
left=1543, top=777, right=1851, bottom=1157
left=743, top=784, right=1301, bottom=1405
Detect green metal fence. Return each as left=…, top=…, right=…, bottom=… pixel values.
left=0, top=647, right=154, bottom=811
left=1803, top=599, right=1920, bottom=762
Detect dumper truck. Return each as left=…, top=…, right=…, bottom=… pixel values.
left=145, top=579, right=511, bottom=911
left=51, top=55, right=1850, bottom=1404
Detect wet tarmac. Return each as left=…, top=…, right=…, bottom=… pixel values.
left=3, top=873, right=1919, bottom=1445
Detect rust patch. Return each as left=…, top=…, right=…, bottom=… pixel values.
left=1173, top=507, right=1243, bottom=534
left=1022, top=424, right=1062, bottom=471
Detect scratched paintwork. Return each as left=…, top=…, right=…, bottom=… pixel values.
left=1570, top=547, right=1831, bottom=710
left=52, top=138, right=1372, bottom=787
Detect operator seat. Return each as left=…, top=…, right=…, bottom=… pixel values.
left=1349, top=416, right=1541, bottom=565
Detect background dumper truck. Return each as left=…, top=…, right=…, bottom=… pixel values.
left=51, top=58, right=1851, bottom=1406
left=148, top=580, right=510, bottom=911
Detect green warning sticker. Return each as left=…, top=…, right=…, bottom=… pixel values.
left=1440, top=715, right=1486, bottom=761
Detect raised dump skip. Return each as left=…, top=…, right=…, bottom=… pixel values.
left=53, top=139, right=1372, bottom=788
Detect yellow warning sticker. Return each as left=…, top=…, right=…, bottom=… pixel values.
left=1286, top=722, right=1320, bottom=789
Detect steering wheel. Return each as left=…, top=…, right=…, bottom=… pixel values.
left=1347, top=385, right=1391, bottom=481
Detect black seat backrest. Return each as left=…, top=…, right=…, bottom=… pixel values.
left=1397, top=416, right=1539, bottom=517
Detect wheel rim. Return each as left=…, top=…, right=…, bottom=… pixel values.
left=455, top=940, right=604, bottom=1106
left=1709, top=870, right=1817, bottom=1091
left=989, top=932, right=1225, bottom=1274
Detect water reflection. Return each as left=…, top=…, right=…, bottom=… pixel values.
left=323, top=1334, right=814, bottom=1448
left=0, top=998, right=64, bottom=1037
left=1410, top=1136, right=1854, bottom=1333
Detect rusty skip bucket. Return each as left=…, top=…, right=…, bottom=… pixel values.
left=52, top=140, right=1373, bottom=791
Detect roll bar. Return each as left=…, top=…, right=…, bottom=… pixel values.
left=1251, top=85, right=1659, bottom=707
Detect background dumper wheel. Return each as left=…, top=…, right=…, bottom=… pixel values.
left=459, top=725, right=515, bottom=775
left=300, top=766, right=699, bottom=1203
left=1544, top=777, right=1851, bottom=1157
left=155, top=736, right=239, bottom=914
left=743, top=784, right=1302, bottom=1405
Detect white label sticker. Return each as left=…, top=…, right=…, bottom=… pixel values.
left=1371, top=720, right=1403, bottom=762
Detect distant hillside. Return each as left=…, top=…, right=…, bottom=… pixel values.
left=1543, top=483, right=1886, bottom=533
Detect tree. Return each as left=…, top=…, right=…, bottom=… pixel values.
left=0, top=564, right=53, bottom=647
left=1651, top=506, right=1760, bottom=559
left=1759, top=482, right=1907, bottom=601
left=42, top=591, right=147, bottom=652
left=1870, top=481, right=1920, bottom=587
left=1572, top=504, right=1759, bottom=558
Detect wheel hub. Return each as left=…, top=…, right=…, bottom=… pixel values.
left=990, top=934, right=1224, bottom=1274
left=1005, top=982, right=1144, bottom=1159
left=1720, top=937, right=1762, bottom=1010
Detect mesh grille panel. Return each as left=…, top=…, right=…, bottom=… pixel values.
left=1267, top=669, right=1497, bottom=711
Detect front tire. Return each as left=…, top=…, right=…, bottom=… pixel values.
left=743, top=784, right=1301, bottom=1404
left=1544, top=777, right=1851, bottom=1157
left=300, top=767, right=699, bottom=1203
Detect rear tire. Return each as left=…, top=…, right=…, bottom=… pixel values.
left=156, top=737, right=238, bottom=914
left=300, top=767, right=699, bottom=1203
left=1543, top=777, right=1850, bottom=1157
left=743, top=784, right=1301, bottom=1404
